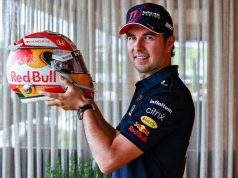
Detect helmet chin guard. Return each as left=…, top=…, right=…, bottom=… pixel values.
left=7, top=31, right=94, bottom=103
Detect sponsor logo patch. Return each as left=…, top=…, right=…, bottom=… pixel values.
left=165, top=22, right=173, bottom=31
left=56, top=39, right=66, bottom=46
left=146, top=107, right=166, bottom=121
left=149, top=99, right=173, bottom=113
left=128, top=105, right=136, bottom=116
left=141, top=116, right=158, bottom=129
left=142, top=10, right=160, bottom=20
left=128, top=125, right=147, bottom=142
left=23, top=38, right=57, bottom=47
left=134, top=122, right=150, bottom=136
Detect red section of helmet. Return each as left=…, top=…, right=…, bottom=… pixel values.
left=8, top=49, right=33, bottom=67
left=9, top=84, right=66, bottom=93
left=44, top=85, right=65, bottom=93
left=16, top=31, right=77, bottom=51
left=9, top=84, right=21, bottom=94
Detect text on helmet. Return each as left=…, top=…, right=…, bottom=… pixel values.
left=10, top=70, right=57, bottom=83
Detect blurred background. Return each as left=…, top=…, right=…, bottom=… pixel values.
left=0, top=0, right=237, bottom=178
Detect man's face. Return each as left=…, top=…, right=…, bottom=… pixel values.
left=126, top=25, right=173, bottom=79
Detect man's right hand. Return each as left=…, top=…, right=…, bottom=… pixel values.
left=39, top=75, right=90, bottom=110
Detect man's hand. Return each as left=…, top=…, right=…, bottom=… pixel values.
left=39, top=76, right=90, bottom=110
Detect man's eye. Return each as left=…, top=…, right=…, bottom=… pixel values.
left=144, top=35, right=153, bottom=40
left=127, top=36, right=135, bottom=41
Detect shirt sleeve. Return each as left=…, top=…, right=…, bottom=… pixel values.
left=119, top=94, right=181, bottom=152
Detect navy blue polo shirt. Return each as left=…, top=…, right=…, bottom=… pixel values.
left=112, top=65, right=195, bottom=178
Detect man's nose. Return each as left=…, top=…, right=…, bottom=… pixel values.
left=133, top=38, right=144, bottom=51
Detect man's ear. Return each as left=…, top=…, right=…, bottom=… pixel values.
left=166, top=35, right=175, bottom=53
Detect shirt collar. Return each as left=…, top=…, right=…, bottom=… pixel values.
left=135, top=65, right=179, bottom=92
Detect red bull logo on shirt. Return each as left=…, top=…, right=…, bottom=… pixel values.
left=134, top=122, right=150, bottom=136
left=128, top=125, right=148, bottom=142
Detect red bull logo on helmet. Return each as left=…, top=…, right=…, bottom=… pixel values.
left=10, top=70, right=57, bottom=84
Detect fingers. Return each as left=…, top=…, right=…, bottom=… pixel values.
left=39, top=75, right=84, bottom=110
left=39, top=90, right=65, bottom=107
left=44, top=99, right=60, bottom=107
left=59, top=75, right=75, bottom=88
left=39, top=90, right=62, bottom=100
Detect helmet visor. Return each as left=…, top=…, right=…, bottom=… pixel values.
left=47, top=49, right=88, bottom=74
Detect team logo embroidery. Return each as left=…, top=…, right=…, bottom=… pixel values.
left=141, top=116, right=158, bottom=129
left=134, top=122, right=150, bottom=136
left=128, top=4, right=146, bottom=23
left=129, top=10, right=138, bottom=20
left=128, top=125, right=147, bottom=142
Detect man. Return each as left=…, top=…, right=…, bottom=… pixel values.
left=40, top=3, right=195, bottom=178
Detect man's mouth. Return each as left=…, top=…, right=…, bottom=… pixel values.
left=134, top=54, right=149, bottom=60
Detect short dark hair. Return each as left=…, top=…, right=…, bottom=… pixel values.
left=164, top=35, right=175, bottom=57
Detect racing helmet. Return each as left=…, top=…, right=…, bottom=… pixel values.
left=6, top=31, right=94, bottom=103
